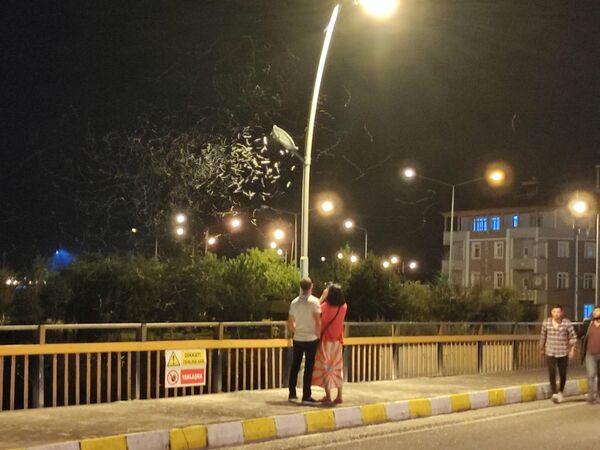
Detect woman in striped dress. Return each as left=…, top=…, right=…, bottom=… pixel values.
left=312, top=284, right=347, bottom=404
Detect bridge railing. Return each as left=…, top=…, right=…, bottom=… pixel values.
left=0, top=321, right=583, bottom=412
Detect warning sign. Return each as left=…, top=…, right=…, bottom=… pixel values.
left=164, top=349, right=206, bottom=388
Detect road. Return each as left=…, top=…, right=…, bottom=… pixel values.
left=226, top=398, right=598, bottom=450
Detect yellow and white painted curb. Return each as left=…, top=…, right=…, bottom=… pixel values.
left=21, top=378, right=588, bottom=450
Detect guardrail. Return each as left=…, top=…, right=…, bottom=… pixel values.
left=0, top=321, right=583, bottom=412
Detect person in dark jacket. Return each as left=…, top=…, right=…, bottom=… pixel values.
left=578, top=306, right=600, bottom=403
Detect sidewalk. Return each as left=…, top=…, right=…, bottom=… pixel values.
left=2, top=368, right=586, bottom=449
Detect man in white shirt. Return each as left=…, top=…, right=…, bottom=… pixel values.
left=287, top=277, right=321, bottom=404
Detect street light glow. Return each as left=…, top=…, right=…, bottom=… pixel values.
left=359, top=0, right=399, bottom=18
left=269, top=241, right=277, bottom=249
left=572, top=200, right=588, bottom=215
left=321, top=256, right=326, bottom=262
left=337, top=252, right=344, bottom=260
left=390, top=255, right=399, bottom=264
left=207, top=236, right=217, bottom=246
left=344, top=219, right=354, bottom=229
left=175, top=227, right=185, bottom=236
left=486, top=168, right=506, bottom=187
left=277, top=248, right=284, bottom=256
left=273, top=229, right=285, bottom=241
left=320, top=200, right=334, bottom=214
left=350, top=254, right=358, bottom=263
left=131, top=228, right=138, bottom=234
left=402, top=167, right=416, bottom=179
left=175, top=213, right=187, bottom=224
left=382, top=261, right=390, bottom=269
left=230, top=217, right=242, bottom=229
left=408, top=260, right=418, bottom=270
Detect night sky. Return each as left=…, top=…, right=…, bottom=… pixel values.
left=1, top=0, right=599, bottom=275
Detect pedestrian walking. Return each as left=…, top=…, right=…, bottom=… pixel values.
left=312, top=283, right=347, bottom=404
left=578, top=306, right=600, bottom=403
left=539, top=305, right=577, bottom=403
left=287, top=277, right=321, bottom=405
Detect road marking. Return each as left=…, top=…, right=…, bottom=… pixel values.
left=306, top=401, right=585, bottom=449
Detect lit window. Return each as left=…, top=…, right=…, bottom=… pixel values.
left=512, top=215, right=519, bottom=228
left=473, top=217, right=488, bottom=232
left=491, top=216, right=501, bottom=231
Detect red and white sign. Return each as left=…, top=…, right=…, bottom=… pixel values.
left=164, top=349, right=206, bottom=388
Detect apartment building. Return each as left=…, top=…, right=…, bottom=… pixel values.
left=441, top=206, right=597, bottom=320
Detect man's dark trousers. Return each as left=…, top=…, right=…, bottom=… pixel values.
left=288, top=339, right=319, bottom=400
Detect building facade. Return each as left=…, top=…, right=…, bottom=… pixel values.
left=441, top=206, right=597, bottom=320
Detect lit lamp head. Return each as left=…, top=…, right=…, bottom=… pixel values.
left=273, top=229, right=285, bottom=241
left=382, top=260, right=390, bottom=269
left=402, top=167, right=417, bottom=180
left=358, top=0, right=399, bottom=19
left=408, top=260, right=418, bottom=270
left=175, top=213, right=187, bottom=224
left=320, top=200, right=335, bottom=215
left=344, top=219, right=355, bottom=230
left=175, top=227, right=185, bottom=237
left=131, top=228, right=138, bottom=234
left=390, top=255, right=399, bottom=264
left=567, top=192, right=594, bottom=219
left=207, top=236, right=217, bottom=246
left=229, top=217, right=242, bottom=229
left=486, top=168, right=506, bottom=187
left=350, top=255, right=359, bottom=264
left=337, top=252, right=344, bottom=260
left=276, top=248, right=284, bottom=256
left=321, top=256, right=326, bottom=262
left=269, top=241, right=277, bottom=249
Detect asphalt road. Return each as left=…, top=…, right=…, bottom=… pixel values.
left=228, top=398, right=599, bottom=450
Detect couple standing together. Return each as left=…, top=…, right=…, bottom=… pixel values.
left=287, top=277, right=347, bottom=405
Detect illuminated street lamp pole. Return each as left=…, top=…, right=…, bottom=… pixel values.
left=402, top=167, right=506, bottom=285
left=344, top=219, right=368, bottom=258
left=279, top=0, right=398, bottom=279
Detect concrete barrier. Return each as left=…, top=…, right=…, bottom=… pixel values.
left=20, top=378, right=587, bottom=450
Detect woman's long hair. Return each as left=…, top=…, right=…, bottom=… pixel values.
left=326, top=284, right=346, bottom=306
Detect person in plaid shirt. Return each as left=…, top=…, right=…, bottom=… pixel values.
left=539, top=305, right=577, bottom=403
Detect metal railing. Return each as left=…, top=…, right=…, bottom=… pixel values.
left=0, top=321, right=583, bottom=412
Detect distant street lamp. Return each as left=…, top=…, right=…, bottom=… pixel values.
left=382, top=260, right=390, bottom=269
left=390, top=255, right=399, bottom=265
left=320, top=200, right=335, bottom=215
left=273, top=229, right=285, bottom=241
left=175, top=213, right=187, bottom=224
left=343, top=218, right=368, bottom=258
left=260, top=205, right=298, bottom=269
left=175, top=227, right=185, bottom=237
left=402, top=164, right=508, bottom=285
left=131, top=227, right=138, bottom=234
left=290, top=0, right=397, bottom=278
left=567, top=191, right=599, bottom=318
left=207, top=236, right=217, bottom=247
left=321, top=256, right=327, bottom=262
left=408, top=260, right=418, bottom=271
left=269, top=241, right=278, bottom=249
left=229, top=217, right=242, bottom=229
left=337, top=252, right=344, bottom=260
left=350, top=254, right=359, bottom=264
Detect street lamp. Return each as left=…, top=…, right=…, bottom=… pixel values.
left=260, top=205, right=299, bottom=268
left=229, top=217, right=242, bottom=230
left=408, top=260, right=418, bottom=271
left=273, top=229, right=285, bottom=241
left=382, top=260, right=391, bottom=269
left=343, top=218, right=368, bottom=258
left=175, top=213, right=187, bottom=224
left=269, top=241, right=278, bottom=249
left=350, top=254, right=359, bottom=264
left=390, top=255, right=399, bottom=265
left=296, top=0, right=397, bottom=278
left=337, top=252, right=344, bottom=260
left=401, top=165, right=508, bottom=285
left=359, top=0, right=399, bottom=18
left=321, top=256, right=327, bottom=262
left=175, top=227, right=185, bottom=237
left=567, top=191, right=598, bottom=317
left=320, top=200, right=335, bottom=215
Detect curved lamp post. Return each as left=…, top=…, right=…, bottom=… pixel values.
left=274, top=0, right=398, bottom=278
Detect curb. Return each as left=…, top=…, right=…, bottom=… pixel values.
left=21, top=378, right=588, bottom=450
